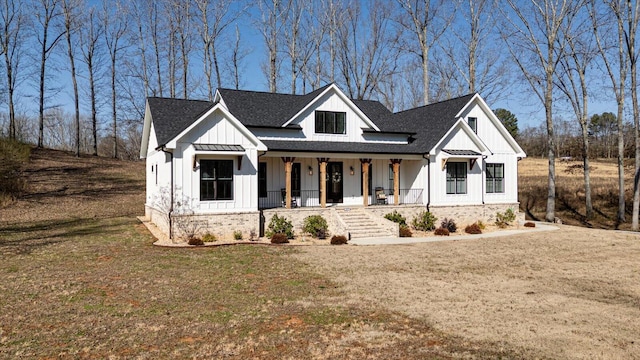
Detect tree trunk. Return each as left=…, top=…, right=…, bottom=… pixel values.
left=38, top=26, right=48, bottom=148
left=544, top=65, right=556, bottom=223
left=112, top=54, right=118, bottom=159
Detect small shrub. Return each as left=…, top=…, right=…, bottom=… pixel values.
left=202, top=232, right=217, bottom=242
left=233, top=230, right=243, bottom=240
left=434, top=227, right=450, bottom=236
left=496, top=208, right=516, bottom=228
left=441, top=218, right=457, bottom=233
left=384, top=210, right=406, bottom=225
left=399, top=225, right=412, bottom=237
left=330, top=235, right=348, bottom=245
left=188, top=236, right=204, bottom=246
left=303, top=215, right=328, bottom=238
left=524, top=221, right=536, bottom=228
left=465, top=223, right=482, bottom=234
left=265, top=213, right=294, bottom=239
left=476, top=220, right=486, bottom=230
left=271, top=233, right=289, bottom=244
left=411, top=210, right=437, bottom=231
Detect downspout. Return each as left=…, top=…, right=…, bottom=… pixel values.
left=160, top=146, right=174, bottom=240
left=423, top=153, right=430, bottom=212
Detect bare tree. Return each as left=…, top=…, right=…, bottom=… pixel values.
left=591, top=0, right=629, bottom=224
left=196, top=0, right=244, bottom=99
left=34, top=0, right=65, bottom=148
left=225, top=25, right=250, bottom=90
left=395, top=0, right=454, bottom=105
left=61, top=0, right=81, bottom=156
left=335, top=0, right=400, bottom=100
left=0, top=0, right=26, bottom=141
left=79, top=5, right=103, bottom=156
left=257, top=0, right=291, bottom=93
left=445, top=0, right=509, bottom=103
left=555, top=4, right=597, bottom=219
left=501, top=0, right=583, bottom=223
left=103, top=1, right=128, bottom=159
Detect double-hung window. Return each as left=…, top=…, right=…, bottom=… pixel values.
left=315, top=111, right=346, bottom=134
left=200, top=160, right=233, bottom=201
left=446, top=162, right=467, bottom=194
left=486, top=163, right=504, bottom=193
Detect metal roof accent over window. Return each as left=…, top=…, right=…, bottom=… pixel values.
left=193, top=144, right=245, bottom=152
left=442, top=149, right=481, bottom=156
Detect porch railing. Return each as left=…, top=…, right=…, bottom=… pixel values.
left=259, top=189, right=320, bottom=209
left=374, top=188, right=424, bottom=205
left=258, top=188, right=423, bottom=208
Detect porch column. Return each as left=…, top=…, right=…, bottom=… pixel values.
left=317, top=158, right=329, bottom=208
left=391, top=159, right=402, bottom=205
left=360, top=158, right=372, bottom=206
left=282, top=157, right=295, bottom=209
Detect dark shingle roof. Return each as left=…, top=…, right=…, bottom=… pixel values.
left=261, top=140, right=423, bottom=155
left=217, top=84, right=332, bottom=127
left=148, top=97, right=214, bottom=147
left=382, top=94, right=477, bottom=152
left=147, top=86, right=476, bottom=155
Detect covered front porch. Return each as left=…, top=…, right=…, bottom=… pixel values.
left=257, top=153, right=426, bottom=210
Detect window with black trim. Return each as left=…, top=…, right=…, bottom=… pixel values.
left=292, top=163, right=301, bottom=197
left=258, top=162, right=267, bottom=197
left=200, top=160, right=233, bottom=200
left=486, top=163, right=504, bottom=193
left=315, top=111, right=346, bottom=134
left=468, top=117, right=477, bottom=133
left=446, top=162, right=467, bottom=194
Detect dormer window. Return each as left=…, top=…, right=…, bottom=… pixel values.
left=315, top=111, right=346, bottom=134
left=468, top=117, right=477, bottom=133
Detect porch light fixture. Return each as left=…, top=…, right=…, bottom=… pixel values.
left=350, top=166, right=354, bottom=175
left=308, top=166, right=313, bottom=175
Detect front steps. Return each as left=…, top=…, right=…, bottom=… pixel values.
left=335, top=208, right=397, bottom=239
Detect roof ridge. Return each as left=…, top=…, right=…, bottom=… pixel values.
left=394, top=93, right=476, bottom=115
left=218, top=83, right=334, bottom=97
left=147, top=96, right=212, bottom=103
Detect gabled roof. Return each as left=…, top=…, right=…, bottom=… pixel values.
left=147, top=97, right=214, bottom=147
left=382, top=94, right=477, bottom=153
left=217, top=84, right=332, bottom=128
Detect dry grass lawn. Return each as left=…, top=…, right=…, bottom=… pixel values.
left=1, top=148, right=640, bottom=359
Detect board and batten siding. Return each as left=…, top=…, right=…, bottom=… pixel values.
left=172, top=109, right=260, bottom=212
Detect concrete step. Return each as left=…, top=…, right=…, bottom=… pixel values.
left=336, top=209, right=396, bottom=239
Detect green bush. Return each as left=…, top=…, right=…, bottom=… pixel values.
left=384, top=210, right=406, bottom=225
left=303, top=215, right=328, bottom=238
left=202, top=232, right=217, bottom=242
left=465, top=223, right=482, bottom=234
left=271, top=233, right=289, bottom=244
left=441, top=218, right=457, bottom=233
left=330, top=235, right=348, bottom=245
left=233, top=230, right=243, bottom=240
left=399, top=225, right=412, bottom=237
left=495, top=208, right=516, bottom=228
left=476, top=220, right=486, bottom=230
left=265, top=214, right=294, bottom=239
left=434, top=227, right=450, bottom=236
left=411, top=210, right=437, bottom=231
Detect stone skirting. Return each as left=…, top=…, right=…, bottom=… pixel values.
left=145, top=203, right=523, bottom=241
left=365, top=203, right=523, bottom=227
left=145, top=205, right=260, bottom=241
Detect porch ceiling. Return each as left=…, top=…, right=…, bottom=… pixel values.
left=261, top=139, right=425, bottom=160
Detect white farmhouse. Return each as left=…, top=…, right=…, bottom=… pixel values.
left=140, top=84, right=526, bottom=240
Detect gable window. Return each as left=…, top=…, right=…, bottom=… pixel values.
left=468, top=117, right=477, bottom=133
left=292, top=163, right=301, bottom=197
left=258, top=162, right=267, bottom=197
left=315, top=111, right=346, bottom=134
left=446, top=162, right=467, bottom=194
left=486, top=163, right=504, bottom=193
left=200, top=160, right=233, bottom=200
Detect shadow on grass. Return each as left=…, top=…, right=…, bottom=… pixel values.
left=0, top=218, right=130, bottom=255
